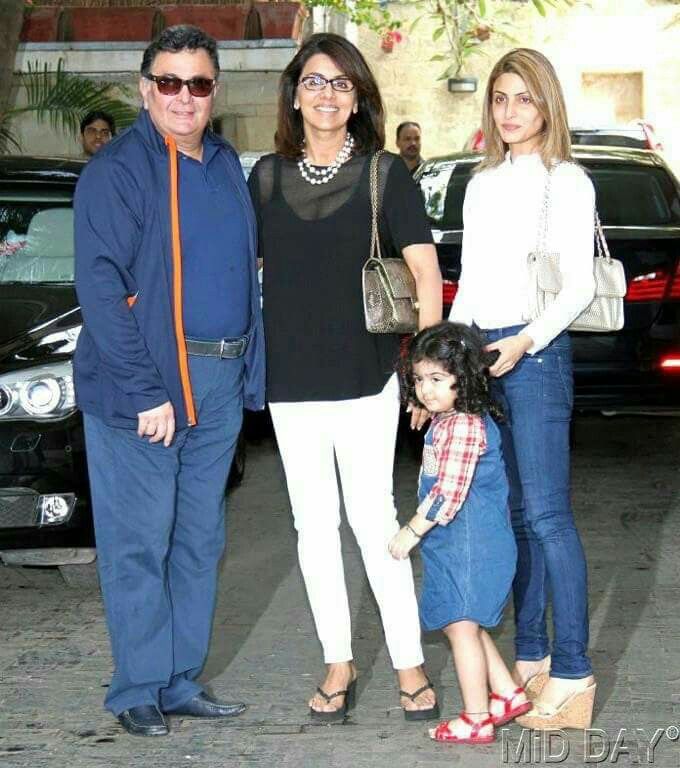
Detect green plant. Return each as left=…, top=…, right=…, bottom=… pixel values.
left=0, top=58, right=138, bottom=154
left=411, top=0, right=582, bottom=80
left=301, top=0, right=402, bottom=38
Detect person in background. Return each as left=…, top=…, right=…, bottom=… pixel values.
left=79, top=111, right=116, bottom=157
left=396, top=121, right=424, bottom=175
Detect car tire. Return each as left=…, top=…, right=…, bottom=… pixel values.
left=59, top=562, right=99, bottom=590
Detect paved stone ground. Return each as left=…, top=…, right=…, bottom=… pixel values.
left=2, top=415, right=680, bottom=768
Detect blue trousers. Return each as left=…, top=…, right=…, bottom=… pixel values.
left=486, top=326, right=592, bottom=679
left=83, top=355, right=244, bottom=714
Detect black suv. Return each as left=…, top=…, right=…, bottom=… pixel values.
left=0, top=157, right=244, bottom=586
left=417, top=146, right=680, bottom=411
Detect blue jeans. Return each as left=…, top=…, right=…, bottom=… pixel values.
left=485, top=325, right=592, bottom=679
left=83, top=355, right=244, bottom=714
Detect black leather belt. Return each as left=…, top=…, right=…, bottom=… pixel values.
left=185, top=336, right=248, bottom=359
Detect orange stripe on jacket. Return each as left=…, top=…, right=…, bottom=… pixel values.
left=164, top=135, right=197, bottom=426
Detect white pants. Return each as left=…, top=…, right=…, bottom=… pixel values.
left=269, top=375, right=425, bottom=669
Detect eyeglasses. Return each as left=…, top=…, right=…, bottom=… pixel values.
left=144, top=74, right=216, bottom=98
left=298, top=75, right=355, bottom=93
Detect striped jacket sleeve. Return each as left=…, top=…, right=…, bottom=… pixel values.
left=416, top=413, right=487, bottom=525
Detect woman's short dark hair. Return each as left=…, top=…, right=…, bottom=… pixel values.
left=275, top=32, right=385, bottom=158
left=141, top=25, right=219, bottom=79
left=399, top=321, right=503, bottom=421
left=80, top=110, right=116, bottom=136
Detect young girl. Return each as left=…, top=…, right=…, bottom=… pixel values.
left=389, top=322, right=529, bottom=745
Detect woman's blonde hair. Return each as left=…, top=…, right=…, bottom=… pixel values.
left=477, top=48, right=571, bottom=172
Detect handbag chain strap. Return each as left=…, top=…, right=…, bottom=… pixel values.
left=369, top=150, right=385, bottom=260
left=536, top=161, right=611, bottom=263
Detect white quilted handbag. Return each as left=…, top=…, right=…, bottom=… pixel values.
left=527, top=166, right=626, bottom=333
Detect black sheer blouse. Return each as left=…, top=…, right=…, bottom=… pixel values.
left=248, top=151, right=433, bottom=403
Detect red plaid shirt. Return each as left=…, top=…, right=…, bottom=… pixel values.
left=417, top=412, right=487, bottom=525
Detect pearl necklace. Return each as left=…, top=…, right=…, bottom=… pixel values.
left=297, top=133, right=355, bottom=185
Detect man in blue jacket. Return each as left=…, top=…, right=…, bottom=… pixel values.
left=74, top=25, right=265, bottom=737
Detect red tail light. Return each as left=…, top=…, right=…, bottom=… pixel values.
left=442, top=279, right=458, bottom=305
left=659, top=354, right=680, bottom=372
left=625, top=270, right=669, bottom=302
left=668, top=262, right=680, bottom=299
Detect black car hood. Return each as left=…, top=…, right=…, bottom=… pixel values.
left=0, top=284, right=80, bottom=365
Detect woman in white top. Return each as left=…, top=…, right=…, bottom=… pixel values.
left=450, top=48, right=597, bottom=730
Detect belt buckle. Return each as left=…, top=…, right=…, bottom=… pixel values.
left=219, top=338, right=227, bottom=359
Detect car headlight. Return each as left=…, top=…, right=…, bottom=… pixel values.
left=0, top=361, right=76, bottom=421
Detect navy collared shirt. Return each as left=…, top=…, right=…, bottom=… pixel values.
left=179, top=138, right=250, bottom=340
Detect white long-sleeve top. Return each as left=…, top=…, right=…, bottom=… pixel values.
left=449, top=152, right=596, bottom=354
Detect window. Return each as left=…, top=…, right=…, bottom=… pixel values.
left=0, top=195, right=74, bottom=284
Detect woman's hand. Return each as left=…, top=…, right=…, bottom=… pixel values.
left=406, top=402, right=430, bottom=431
left=486, top=334, right=533, bottom=378
left=388, top=527, right=419, bottom=560
left=402, top=243, right=443, bottom=329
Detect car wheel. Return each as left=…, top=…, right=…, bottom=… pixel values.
left=59, top=562, right=99, bottom=590
left=228, top=430, right=246, bottom=487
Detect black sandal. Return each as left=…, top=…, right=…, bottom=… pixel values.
left=400, top=679, right=440, bottom=722
left=310, top=678, right=357, bottom=723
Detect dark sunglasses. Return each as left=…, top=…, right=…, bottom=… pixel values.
left=144, top=74, right=216, bottom=98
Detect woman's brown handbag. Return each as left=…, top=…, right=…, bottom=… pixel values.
left=362, top=151, right=419, bottom=334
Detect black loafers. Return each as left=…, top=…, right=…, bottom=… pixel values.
left=164, top=692, right=247, bottom=719
left=117, top=705, right=169, bottom=736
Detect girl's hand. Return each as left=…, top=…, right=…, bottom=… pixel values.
left=486, top=334, right=533, bottom=378
left=406, top=402, right=430, bottom=431
left=389, top=527, right=419, bottom=560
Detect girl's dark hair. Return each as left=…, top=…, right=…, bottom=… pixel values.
left=399, top=322, right=504, bottom=421
left=275, top=32, right=385, bottom=159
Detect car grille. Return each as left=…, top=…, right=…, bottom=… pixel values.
left=0, top=490, right=39, bottom=528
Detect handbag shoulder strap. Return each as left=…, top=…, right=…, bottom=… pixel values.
left=370, top=150, right=385, bottom=260
left=536, top=161, right=610, bottom=263
left=535, top=163, right=555, bottom=253
left=594, top=210, right=612, bottom=262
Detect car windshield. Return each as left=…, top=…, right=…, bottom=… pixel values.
left=0, top=194, right=74, bottom=284
left=419, top=160, right=680, bottom=230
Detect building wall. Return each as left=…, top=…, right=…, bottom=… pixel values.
left=10, top=41, right=291, bottom=156
left=11, top=1, right=680, bottom=172
left=361, top=0, right=680, bottom=174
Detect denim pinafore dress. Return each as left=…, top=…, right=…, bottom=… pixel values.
left=418, top=412, right=517, bottom=631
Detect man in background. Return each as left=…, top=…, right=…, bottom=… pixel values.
left=396, top=121, right=424, bottom=175
left=80, top=111, right=115, bottom=157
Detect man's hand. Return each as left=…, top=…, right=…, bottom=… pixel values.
left=406, top=402, right=431, bottom=431
left=137, top=401, right=175, bottom=447
left=486, top=334, right=533, bottom=378
left=388, top=526, right=420, bottom=560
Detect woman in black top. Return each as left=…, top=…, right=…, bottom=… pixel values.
left=248, top=32, right=442, bottom=722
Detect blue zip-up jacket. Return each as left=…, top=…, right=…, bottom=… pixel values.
left=73, top=108, right=265, bottom=429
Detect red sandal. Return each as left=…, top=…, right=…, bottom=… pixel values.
left=429, top=712, right=495, bottom=744
left=489, top=687, right=532, bottom=726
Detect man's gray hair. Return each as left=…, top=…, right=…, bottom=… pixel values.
left=141, top=25, right=220, bottom=79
